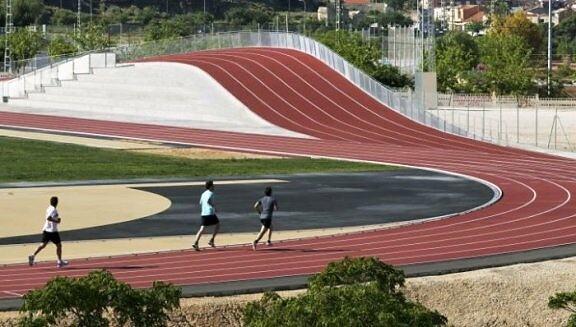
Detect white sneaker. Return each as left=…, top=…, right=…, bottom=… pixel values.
left=57, top=260, right=69, bottom=268
left=28, top=255, right=35, bottom=266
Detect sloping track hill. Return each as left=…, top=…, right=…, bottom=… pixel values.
left=1, top=47, right=576, bottom=301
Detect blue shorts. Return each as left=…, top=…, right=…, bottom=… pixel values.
left=42, top=231, right=61, bottom=244
left=260, top=218, right=272, bottom=228
left=201, top=215, right=219, bottom=226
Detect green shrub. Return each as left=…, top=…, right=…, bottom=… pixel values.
left=243, top=257, right=447, bottom=327
left=18, top=270, right=181, bottom=327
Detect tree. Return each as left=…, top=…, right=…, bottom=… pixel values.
left=554, top=13, right=576, bottom=62
left=13, top=0, right=45, bottom=26
left=18, top=270, right=181, bottom=327
left=549, top=290, right=576, bottom=327
left=555, top=13, right=576, bottom=43
left=384, top=0, right=408, bottom=11
left=489, top=11, right=543, bottom=53
left=137, top=6, right=161, bottom=25
left=224, top=4, right=274, bottom=26
left=487, top=0, right=509, bottom=20
left=9, top=29, right=43, bottom=72
left=435, top=31, right=480, bottom=92
left=315, top=30, right=412, bottom=88
left=479, top=34, right=534, bottom=95
left=372, top=64, right=413, bottom=88
left=465, top=22, right=484, bottom=34
left=73, top=24, right=114, bottom=51
left=50, top=8, right=76, bottom=25
left=243, top=257, right=447, bottom=326
left=48, top=36, right=77, bottom=57
left=377, top=11, right=413, bottom=28
left=144, top=18, right=190, bottom=41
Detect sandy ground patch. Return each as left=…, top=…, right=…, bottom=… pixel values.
left=133, top=147, right=282, bottom=159
left=0, top=185, right=171, bottom=237
left=0, top=128, right=281, bottom=159
left=0, top=185, right=171, bottom=239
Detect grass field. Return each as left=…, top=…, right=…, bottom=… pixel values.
left=0, top=136, right=400, bottom=182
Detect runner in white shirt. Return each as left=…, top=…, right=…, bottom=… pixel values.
left=28, top=196, right=69, bottom=268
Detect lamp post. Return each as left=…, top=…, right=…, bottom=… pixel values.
left=547, top=0, right=552, bottom=96
left=300, top=0, right=306, bottom=34
left=203, top=0, right=207, bottom=33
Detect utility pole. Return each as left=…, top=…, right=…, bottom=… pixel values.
left=547, top=0, right=552, bottom=96
left=4, top=0, right=13, bottom=73
left=335, top=0, right=342, bottom=30
left=77, top=0, right=82, bottom=36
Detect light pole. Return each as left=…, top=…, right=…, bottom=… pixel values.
left=77, top=0, right=81, bottom=36
left=547, top=0, right=552, bottom=96
left=299, top=0, right=306, bottom=34
left=203, top=0, right=206, bottom=33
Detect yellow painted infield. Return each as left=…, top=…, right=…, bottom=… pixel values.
left=0, top=179, right=288, bottom=263
left=0, top=179, right=286, bottom=239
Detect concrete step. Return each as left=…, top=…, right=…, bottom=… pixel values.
left=23, top=93, right=206, bottom=111
left=7, top=98, right=239, bottom=124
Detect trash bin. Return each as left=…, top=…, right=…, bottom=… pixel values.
left=2, top=96, right=8, bottom=103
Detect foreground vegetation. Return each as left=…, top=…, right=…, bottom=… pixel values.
left=4, top=257, right=576, bottom=326
left=0, top=136, right=399, bottom=182
left=9, top=257, right=447, bottom=327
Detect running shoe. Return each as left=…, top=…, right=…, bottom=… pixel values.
left=28, top=255, right=34, bottom=266
left=208, top=239, right=215, bottom=248
left=252, top=240, right=257, bottom=251
left=192, top=243, right=200, bottom=251
left=57, top=260, right=69, bottom=268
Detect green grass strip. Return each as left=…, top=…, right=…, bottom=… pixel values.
left=0, top=136, right=401, bottom=182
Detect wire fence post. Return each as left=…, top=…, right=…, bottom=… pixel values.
left=498, top=101, right=502, bottom=144
left=482, top=103, right=485, bottom=141
left=466, top=104, right=470, bottom=137
left=535, top=105, right=539, bottom=147
left=516, top=104, right=519, bottom=144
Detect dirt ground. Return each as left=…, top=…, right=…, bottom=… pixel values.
left=1, top=257, right=574, bottom=326
left=132, top=147, right=281, bottom=159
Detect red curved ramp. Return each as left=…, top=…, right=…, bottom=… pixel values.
left=1, top=48, right=576, bottom=299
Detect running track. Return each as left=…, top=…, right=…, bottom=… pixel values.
left=1, top=48, right=576, bottom=300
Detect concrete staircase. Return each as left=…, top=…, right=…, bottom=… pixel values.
left=0, top=56, right=306, bottom=138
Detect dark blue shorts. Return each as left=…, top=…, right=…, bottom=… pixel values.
left=201, top=215, right=219, bottom=226
left=42, top=231, right=61, bottom=244
left=260, top=218, right=272, bottom=228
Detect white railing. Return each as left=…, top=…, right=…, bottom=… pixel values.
left=438, top=92, right=576, bottom=109
left=113, top=31, right=503, bottom=145
left=4, top=31, right=547, bottom=151
left=0, top=53, right=116, bottom=99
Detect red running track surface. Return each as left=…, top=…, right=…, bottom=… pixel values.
left=1, top=48, right=576, bottom=299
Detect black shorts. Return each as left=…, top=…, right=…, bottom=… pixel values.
left=201, top=215, right=219, bottom=227
left=42, top=231, right=61, bottom=244
left=260, top=218, right=272, bottom=228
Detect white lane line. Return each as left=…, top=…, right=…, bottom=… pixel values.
left=186, top=54, right=414, bottom=146
left=2, top=290, right=22, bottom=297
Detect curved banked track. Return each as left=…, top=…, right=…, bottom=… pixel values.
left=2, top=48, right=576, bottom=299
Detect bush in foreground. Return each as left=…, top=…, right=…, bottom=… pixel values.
left=243, top=257, right=447, bottom=327
left=18, top=270, right=181, bottom=327
left=549, top=291, right=576, bottom=327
